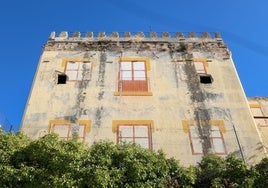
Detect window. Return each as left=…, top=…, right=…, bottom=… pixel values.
left=57, top=74, right=67, bottom=84
left=112, top=120, right=154, bottom=149
left=114, top=58, right=152, bottom=96
left=176, top=59, right=212, bottom=84
left=49, top=120, right=91, bottom=142
left=62, top=59, right=92, bottom=82
left=51, top=123, right=71, bottom=140
left=250, top=104, right=268, bottom=126
left=188, top=125, right=203, bottom=154
left=65, top=61, right=91, bottom=81
left=193, top=59, right=213, bottom=84
left=199, top=74, right=213, bottom=84
left=194, top=61, right=207, bottom=74
left=118, top=124, right=150, bottom=148
left=183, top=120, right=227, bottom=155
left=210, top=125, right=226, bottom=154
left=120, top=61, right=146, bottom=81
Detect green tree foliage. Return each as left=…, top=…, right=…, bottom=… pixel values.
left=253, top=157, right=268, bottom=188
left=0, top=132, right=85, bottom=187
left=195, top=153, right=251, bottom=188
left=224, top=154, right=252, bottom=187
left=0, top=130, right=188, bottom=187
left=1, top=129, right=268, bottom=188
left=195, top=154, right=226, bottom=187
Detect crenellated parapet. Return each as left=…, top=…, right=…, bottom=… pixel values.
left=45, top=31, right=229, bottom=59
left=48, top=31, right=222, bottom=41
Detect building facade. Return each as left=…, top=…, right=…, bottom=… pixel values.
left=20, top=31, right=266, bottom=165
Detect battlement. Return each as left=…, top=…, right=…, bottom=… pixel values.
left=45, top=31, right=228, bottom=57
left=48, top=31, right=222, bottom=42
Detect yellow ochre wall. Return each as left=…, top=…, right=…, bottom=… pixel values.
left=20, top=31, right=266, bottom=166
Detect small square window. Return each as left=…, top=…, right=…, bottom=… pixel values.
left=57, top=74, right=67, bottom=84
left=199, top=74, right=213, bottom=84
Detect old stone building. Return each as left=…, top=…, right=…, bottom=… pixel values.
left=20, top=31, right=267, bottom=165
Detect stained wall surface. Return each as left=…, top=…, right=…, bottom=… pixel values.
left=20, top=31, right=266, bottom=165
left=248, top=97, right=268, bottom=156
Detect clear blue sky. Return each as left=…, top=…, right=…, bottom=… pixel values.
left=0, top=0, right=267, bottom=131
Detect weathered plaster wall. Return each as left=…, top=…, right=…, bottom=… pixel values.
left=248, top=97, right=268, bottom=159
left=20, top=32, right=266, bottom=165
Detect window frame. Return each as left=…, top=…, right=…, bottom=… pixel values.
left=49, top=120, right=91, bottom=142
left=194, top=61, right=207, bottom=74
left=62, top=58, right=92, bottom=82
left=120, top=61, right=147, bottom=81
left=176, top=58, right=209, bottom=83
left=188, top=125, right=203, bottom=155
left=114, top=57, right=152, bottom=96
left=183, top=120, right=227, bottom=155
left=210, top=125, right=227, bottom=155
left=112, top=120, right=154, bottom=149
left=250, top=104, right=268, bottom=127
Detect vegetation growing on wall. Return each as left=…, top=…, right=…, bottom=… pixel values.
left=0, top=129, right=267, bottom=188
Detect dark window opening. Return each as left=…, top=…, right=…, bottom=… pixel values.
left=57, top=74, right=67, bottom=84
left=199, top=74, right=213, bottom=84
